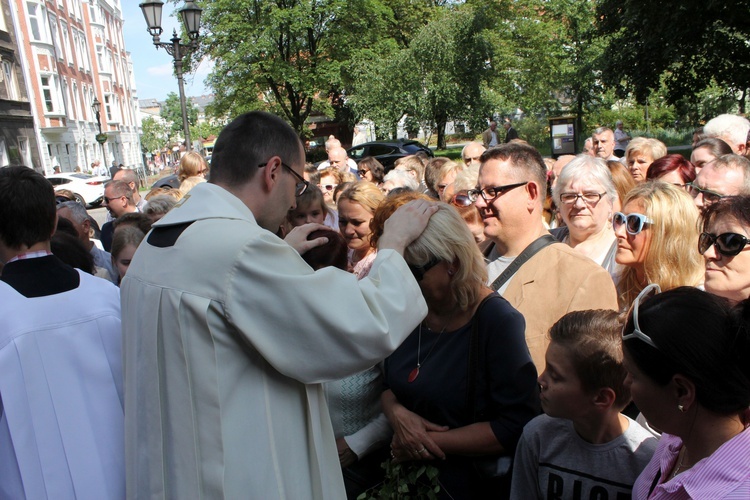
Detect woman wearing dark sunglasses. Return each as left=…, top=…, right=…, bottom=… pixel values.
left=700, top=196, right=750, bottom=303
left=370, top=194, right=539, bottom=499
left=622, top=286, right=750, bottom=499
left=614, top=182, right=703, bottom=310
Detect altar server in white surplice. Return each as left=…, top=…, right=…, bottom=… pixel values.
left=0, top=166, right=124, bottom=500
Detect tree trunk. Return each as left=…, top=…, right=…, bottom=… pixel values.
left=436, top=114, right=447, bottom=150
left=739, top=89, right=747, bottom=115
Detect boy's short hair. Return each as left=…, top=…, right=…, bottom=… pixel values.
left=549, top=310, right=630, bottom=410
left=0, top=166, right=57, bottom=248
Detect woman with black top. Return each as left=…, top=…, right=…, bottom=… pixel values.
left=370, top=194, right=540, bottom=499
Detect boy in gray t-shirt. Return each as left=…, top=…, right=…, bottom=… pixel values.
left=511, top=310, right=658, bottom=499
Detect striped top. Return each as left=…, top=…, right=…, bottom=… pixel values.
left=632, top=427, right=750, bottom=499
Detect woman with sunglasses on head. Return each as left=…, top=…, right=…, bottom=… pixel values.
left=622, top=286, right=750, bottom=499
left=699, top=195, right=750, bottom=303
left=370, top=193, right=540, bottom=499
left=614, top=182, right=703, bottom=310
left=337, top=182, right=385, bottom=278
left=551, top=155, right=620, bottom=278
left=317, top=167, right=352, bottom=210
left=177, top=151, right=209, bottom=195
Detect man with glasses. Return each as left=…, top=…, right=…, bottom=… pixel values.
left=120, top=111, right=438, bottom=500
left=690, top=154, right=750, bottom=209
left=472, top=143, right=618, bottom=369
left=100, top=179, right=138, bottom=251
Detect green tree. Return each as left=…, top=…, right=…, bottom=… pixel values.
left=597, top=0, right=750, bottom=112
left=197, top=0, right=396, bottom=137
left=160, top=92, right=198, bottom=140
left=191, top=121, right=222, bottom=141
left=349, top=5, right=492, bottom=149
left=140, top=116, right=168, bottom=154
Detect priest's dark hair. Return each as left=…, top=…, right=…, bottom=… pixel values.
left=209, top=111, right=303, bottom=187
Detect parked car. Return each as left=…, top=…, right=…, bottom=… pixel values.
left=46, top=172, right=109, bottom=207
left=151, top=174, right=180, bottom=190
left=347, top=140, right=434, bottom=171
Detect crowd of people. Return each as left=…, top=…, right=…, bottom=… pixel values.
left=1, top=111, right=749, bottom=500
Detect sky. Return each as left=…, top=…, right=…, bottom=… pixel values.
left=121, top=2, right=213, bottom=103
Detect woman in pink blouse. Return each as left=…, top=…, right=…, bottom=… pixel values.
left=622, top=286, right=750, bottom=499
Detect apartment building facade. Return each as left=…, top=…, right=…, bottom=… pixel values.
left=0, top=0, right=40, bottom=170
left=10, top=0, right=141, bottom=174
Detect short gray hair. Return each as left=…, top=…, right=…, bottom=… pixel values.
left=143, top=195, right=178, bottom=217
left=552, top=154, right=617, bottom=206
left=711, top=154, right=750, bottom=194
left=383, top=169, right=419, bottom=190
left=57, top=200, right=88, bottom=224
left=704, top=114, right=750, bottom=151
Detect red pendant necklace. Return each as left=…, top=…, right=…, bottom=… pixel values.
left=408, top=322, right=448, bottom=383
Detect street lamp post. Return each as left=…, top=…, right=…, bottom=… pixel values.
left=139, top=1, right=202, bottom=152
left=91, top=97, right=108, bottom=168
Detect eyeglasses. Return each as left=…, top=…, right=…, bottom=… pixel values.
left=408, top=258, right=441, bottom=282
left=559, top=192, right=605, bottom=205
left=103, top=195, right=124, bottom=203
left=357, top=169, right=369, bottom=177
left=687, top=183, right=724, bottom=205
left=463, top=155, right=482, bottom=164
left=622, top=283, right=661, bottom=349
left=467, top=181, right=528, bottom=203
left=450, top=192, right=473, bottom=207
left=698, top=232, right=750, bottom=257
left=258, top=161, right=309, bottom=196
left=612, top=212, right=653, bottom=235
left=318, top=183, right=338, bottom=192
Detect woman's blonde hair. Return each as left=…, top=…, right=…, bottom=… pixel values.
left=177, top=152, right=208, bottom=182
left=625, top=137, right=667, bottom=163
left=337, top=181, right=385, bottom=215
left=617, top=182, right=703, bottom=308
left=370, top=192, right=487, bottom=311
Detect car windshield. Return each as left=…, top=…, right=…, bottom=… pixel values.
left=71, top=173, right=93, bottom=179
left=402, top=143, right=427, bottom=154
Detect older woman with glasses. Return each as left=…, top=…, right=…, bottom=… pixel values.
left=622, top=286, right=750, bottom=499
left=551, top=155, right=620, bottom=277
left=370, top=193, right=539, bottom=499
left=614, top=182, right=703, bottom=309
left=699, top=195, right=750, bottom=303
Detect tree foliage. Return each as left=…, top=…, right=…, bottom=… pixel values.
left=140, top=116, right=168, bottom=153
left=349, top=5, right=493, bottom=149
left=597, top=0, right=750, bottom=110
left=160, top=92, right=198, bottom=140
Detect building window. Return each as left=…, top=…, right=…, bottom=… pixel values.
left=27, top=2, right=48, bottom=43
left=40, top=75, right=60, bottom=113
left=0, top=3, right=8, bottom=32
left=60, top=21, right=73, bottom=64
left=2, top=61, right=18, bottom=100
left=104, top=94, right=112, bottom=121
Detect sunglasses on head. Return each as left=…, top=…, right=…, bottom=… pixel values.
left=613, top=212, right=653, bottom=235
left=622, top=283, right=661, bottom=349
left=698, top=232, right=750, bottom=257
left=450, top=192, right=474, bottom=207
